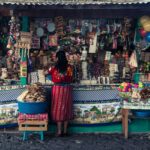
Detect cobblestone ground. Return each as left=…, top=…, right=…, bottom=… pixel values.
left=0, top=133, right=150, bottom=150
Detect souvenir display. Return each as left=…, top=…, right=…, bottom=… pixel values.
left=0, top=17, right=20, bottom=85
left=0, top=16, right=149, bottom=87
left=0, top=13, right=149, bottom=129
left=25, top=17, right=149, bottom=85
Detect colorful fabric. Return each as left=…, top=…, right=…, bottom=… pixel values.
left=48, top=65, right=73, bottom=83
left=18, top=113, right=48, bottom=122
left=51, top=85, right=73, bottom=121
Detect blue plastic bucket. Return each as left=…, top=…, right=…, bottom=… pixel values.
left=132, top=110, right=150, bottom=117
left=18, top=101, right=48, bottom=114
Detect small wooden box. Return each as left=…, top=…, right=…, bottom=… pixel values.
left=18, top=113, right=48, bottom=140
left=19, top=120, right=48, bottom=131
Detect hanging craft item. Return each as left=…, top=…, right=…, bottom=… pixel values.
left=55, top=16, right=64, bottom=36
left=20, top=48, right=28, bottom=77
left=42, top=36, right=49, bottom=50
left=81, top=46, right=87, bottom=61
left=112, top=31, right=118, bottom=49
left=89, top=33, right=97, bottom=53
left=47, top=22, right=55, bottom=32
left=17, top=32, right=32, bottom=57
left=20, top=59, right=27, bottom=77
left=105, top=51, right=111, bottom=61
left=6, top=57, right=13, bottom=69
left=7, top=16, right=20, bottom=49
left=109, top=63, right=118, bottom=77
left=36, top=27, right=44, bottom=37
left=31, top=36, right=40, bottom=49
left=82, top=61, right=88, bottom=80
left=15, top=35, right=31, bottom=79
left=129, top=50, right=138, bottom=68
left=49, top=35, right=58, bottom=47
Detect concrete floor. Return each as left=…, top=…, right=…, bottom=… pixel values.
left=0, top=133, right=150, bottom=150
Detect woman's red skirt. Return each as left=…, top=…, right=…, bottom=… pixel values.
left=51, top=85, right=73, bottom=122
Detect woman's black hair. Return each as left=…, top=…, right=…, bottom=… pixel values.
left=55, top=50, right=68, bottom=73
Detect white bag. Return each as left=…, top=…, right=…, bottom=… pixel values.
left=129, top=51, right=138, bottom=68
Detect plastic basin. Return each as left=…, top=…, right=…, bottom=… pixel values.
left=18, top=101, right=48, bottom=114
left=132, top=110, right=150, bottom=117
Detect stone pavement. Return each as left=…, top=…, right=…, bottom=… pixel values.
left=0, top=133, right=150, bottom=150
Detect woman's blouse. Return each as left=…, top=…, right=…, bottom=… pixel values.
left=48, top=65, right=73, bottom=83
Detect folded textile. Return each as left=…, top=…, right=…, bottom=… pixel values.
left=18, top=113, right=48, bottom=123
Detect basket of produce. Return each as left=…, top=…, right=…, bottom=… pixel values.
left=17, top=83, right=48, bottom=114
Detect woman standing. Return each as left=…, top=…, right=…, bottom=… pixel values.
left=48, top=50, right=73, bottom=137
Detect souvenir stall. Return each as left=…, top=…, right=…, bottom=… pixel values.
left=0, top=0, right=149, bottom=131
left=0, top=16, right=27, bottom=127
left=25, top=16, right=150, bottom=125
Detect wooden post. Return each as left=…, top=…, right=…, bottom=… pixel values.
left=122, top=108, right=129, bottom=139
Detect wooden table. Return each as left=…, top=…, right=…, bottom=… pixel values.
left=122, top=101, right=150, bottom=139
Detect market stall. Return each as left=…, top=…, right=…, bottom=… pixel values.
left=0, top=15, right=27, bottom=127
left=0, top=0, right=149, bottom=130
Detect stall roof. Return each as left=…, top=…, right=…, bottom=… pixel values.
left=0, top=0, right=150, bottom=5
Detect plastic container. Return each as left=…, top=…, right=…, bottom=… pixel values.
left=132, top=110, right=150, bottom=117
left=18, top=101, right=48, bottom=114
